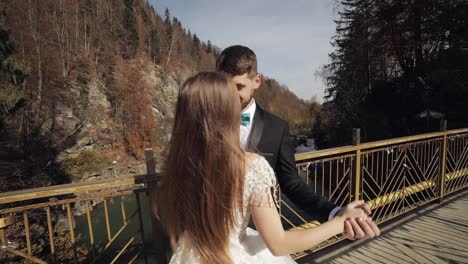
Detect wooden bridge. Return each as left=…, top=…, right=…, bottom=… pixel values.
left=298, top=188, right=468, bottom=264
left=0, top=126, right=467, bottom=263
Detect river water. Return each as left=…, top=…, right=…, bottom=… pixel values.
left=295, top=138, right=316, bottom=153
left=74, top=192, right=155, bottom=262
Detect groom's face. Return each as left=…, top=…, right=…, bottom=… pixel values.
left=231, top=73, right=261, bottom=111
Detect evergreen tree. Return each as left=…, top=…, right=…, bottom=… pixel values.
left=123, top=0, right=139, bottom=55
left=323, top=0, right=373, bottom=144
left=149, top=28, right=161, bottom=64
left=192, top=34, right=201, bottom=67
left=207, top=40, right=212, bottom=53
left=317, top=0, right=468, bottom=148
left=0, top=27, right=29, bottom=122
left=164, top=7, right=172, bottom=54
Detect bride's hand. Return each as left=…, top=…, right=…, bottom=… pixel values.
left=337, top=200, right=368, bottom=220
left=336, top=200, right=380, bottom=239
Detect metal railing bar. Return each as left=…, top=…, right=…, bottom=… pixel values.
left=23, top=211, right=32, bottom=256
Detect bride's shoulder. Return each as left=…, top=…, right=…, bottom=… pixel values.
left=245, top=152, right=267, bottom=166
left=245, top=152, right=274, bottom=177
left=245, top=152, right=261, bottom=160
left=244, top=152, right=277, bottom=200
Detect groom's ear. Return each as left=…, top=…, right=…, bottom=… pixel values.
left=253, top=74, right=262, bottom=90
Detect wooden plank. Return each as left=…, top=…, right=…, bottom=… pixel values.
left=418, top=247, right=468, bottom=264
left=360, top=242, right=413, bottom=264
left=421, top=217, right=468, bottom=235
left=431, top=209, right=468, bottom=220
left=347, top=251, right=377, bottom=264
left=407, top=223, right=468, bottom=247
left=428, top=209, right=468, bottom=222
left=298, top=189, right=468, bottom=263
left=391, top=242, right=440, bottom=264
left=442, top=201, right=468, bottom=212
left=340, top=252, right=375, bottom=264
left=407, top=223, right=468, bottom=249
left=387, top=234, right=468, bottom=256
left=402, top=226, right=468, bottom=252
left=429, top=209, right=468, bottom=220
left=371, top=239, right=415, bottom=263
left=354, top=247, right=400, bottom=264
left=332, top=258, right=355, bottom=264
left=430, top=206, right=468, bottom=220
left=409, top=219, right=468, bottom=239
left=338, top=254, right=363, bottom=264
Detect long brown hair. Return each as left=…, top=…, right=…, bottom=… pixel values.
left=158, top=72, right=244, bottom=264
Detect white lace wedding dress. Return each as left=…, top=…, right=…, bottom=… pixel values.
left=169, top=155, right=297, bottom=263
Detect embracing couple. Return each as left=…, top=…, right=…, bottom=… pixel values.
left=157, top=45, right=380, bottom=264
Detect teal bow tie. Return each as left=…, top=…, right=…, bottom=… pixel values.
left=241, top=113, right=250, bottom=126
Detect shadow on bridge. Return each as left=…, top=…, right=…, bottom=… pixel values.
left=298, top=188, right=468, bottom=264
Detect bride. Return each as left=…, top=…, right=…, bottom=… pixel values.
left=157, top=72, right=371, bottom=264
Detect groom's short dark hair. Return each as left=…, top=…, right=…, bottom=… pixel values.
left=216, top=45, right=257, bottom=78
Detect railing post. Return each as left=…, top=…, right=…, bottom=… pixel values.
left=0, top=215, right=15, bottom=247
left=145, top=149, right=168, bottom=264
left=136, top=191, right=148, bottom=264
left=353, top=128, right=361, bottom=201
left=438, top=120, right=447, bottom=203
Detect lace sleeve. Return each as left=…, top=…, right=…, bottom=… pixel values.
left=246, top=156, right=280, bottom=208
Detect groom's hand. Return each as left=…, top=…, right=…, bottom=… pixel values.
left=340, top=202, right=380, bottom=240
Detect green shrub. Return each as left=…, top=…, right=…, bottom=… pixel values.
left=62, top=149, right=111, bottom=179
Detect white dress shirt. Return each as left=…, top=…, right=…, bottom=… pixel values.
left=240, top=100, right=257, bottom=150
left=239, top=100, right=341, bottom=220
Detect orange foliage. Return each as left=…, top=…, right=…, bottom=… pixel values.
left=114, top=58, right=156, bottom=158
left=255, top=77, right=319, bottom=132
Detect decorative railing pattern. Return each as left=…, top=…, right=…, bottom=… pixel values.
left=0, top=128, right=467, bottom=262
left=285, top=127, right=468, bottom=260
left=0, top=175, right=151, bottom=263
left=445, top=132, right=468, bottom=195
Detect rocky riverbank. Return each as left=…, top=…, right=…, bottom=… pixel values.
left=1, top=64, right=184, bottom=193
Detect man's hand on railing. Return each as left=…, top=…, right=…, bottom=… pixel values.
left=337, top=200, right=381, bottom=240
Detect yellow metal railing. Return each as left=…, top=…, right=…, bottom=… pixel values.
left=1, top=128, right=467, bottom=262
left=0, top=148, right=166, bottom=264
left=285, top=126, right=468, bottom=260
left=0, top=176, right=150, bottom=263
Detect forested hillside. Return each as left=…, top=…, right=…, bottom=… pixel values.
left=0, top=0, right=314, bottom=190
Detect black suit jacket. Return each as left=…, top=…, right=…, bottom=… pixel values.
left=248, top=105, right=336, bottom=223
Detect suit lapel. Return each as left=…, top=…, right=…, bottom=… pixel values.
left=248, top=105, right=265, bottom=152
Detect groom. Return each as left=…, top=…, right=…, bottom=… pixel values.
left=216, top=45, right=379, bottom=239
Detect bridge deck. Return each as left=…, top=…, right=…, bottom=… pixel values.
left=298, top=188, right=468, bottom=264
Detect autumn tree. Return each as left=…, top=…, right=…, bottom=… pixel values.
left=113, top=58, right=155, bottom=157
